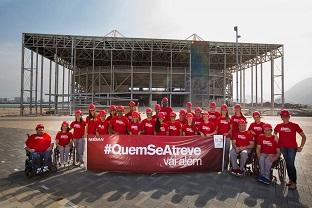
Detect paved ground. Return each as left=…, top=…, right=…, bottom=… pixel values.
left=0, top=116, right=311, bottom=208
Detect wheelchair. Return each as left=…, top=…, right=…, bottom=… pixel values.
left=24, top=150, right=57, bottom=178
left=53, top=144, right=76, bottom=169
left=229, top=149, right=258, bottom=176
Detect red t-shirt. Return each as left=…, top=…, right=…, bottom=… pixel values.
left=125, top=111, right=141, bottom=122
left=152, top=114, right=158, bottom=120
left=128, top=122, right=141, bottom=135
left=208, top=111, right=221, bottom=124
left=217, top=117, right=231, bottom=135
left=234, top=131, right=254, bottom=147
left=156, top=123, right=169, bottom=136
left=160, top=107, right=173, bottom=122
left=230, top=115, right=247, bottom=139
left=198, top=121, right=216, bottom=136
left=86, top=116, right=98, bottom=135
left=248, top=122, right=265, bottom=143
left=70, top=121, right=86, bottom=139
left=167, top=121, right=182, bottom=136
left=25, top=133, right=52, bottom=152
left=96, top=119, right=110, bottom=135
left=141, top=118, right=156, bottom=135
left=193, top=117, right=204, bottom=129
left=182, top=124, right=197, bottom=136
left=258, top=135, right=278, bottom=154
left=110, top=116, right=129, bottom=135
left=56, top=131, right=73, bottom=146
left=274, top=122, right=303, bottom=148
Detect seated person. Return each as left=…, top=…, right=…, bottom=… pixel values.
left=55, top=121, right=73, bottom=167
left=230, top=119, right=255, bottom=176
left=25, top=124, right=54, bottom=173
left=256, top=123, right=280, bottom=185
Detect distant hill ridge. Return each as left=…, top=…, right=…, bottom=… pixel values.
left=281, top=77, right=312, bottom=105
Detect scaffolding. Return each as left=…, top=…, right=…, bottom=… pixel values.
left=20, top=31, right=284, bottom=115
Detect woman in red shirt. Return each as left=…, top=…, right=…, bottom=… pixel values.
left=167, top=112, right=182, bottom=136
left=198, top=112, right=217, bottom=139
left=96, top=110, right=109, bottom=137
left=230, top=104, right=247, bottom=140
left=152, top=104, right=161, bottom=120
left=182, top=113, right=197, bottom=136
left=248, top=111, right=265, bottom=144
left=85, top=103, right=97, bottom=137
left=128, top=111, right=142, bottom=135
left=110, top=106, right=129, bottom=135
left=141, top=108, right=156, bottom=135
left=177, top=109, right=187, bottom=125
left=193, top=107, right=204, bottom=129
left=56, top=121, right=73, bottom=167
left=155, top=112, right=169, bottom=136
left=70, top=110, right=86, bottom=168
left=208, top=102, right=221, bottom=125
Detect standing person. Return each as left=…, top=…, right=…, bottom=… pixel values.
left=182, top=113, right=197, bottom=136
left=186, top=102, right=195, bottom=116
left=230, top=104, right=247, bottom=140
left=274, top=109, right=306, bottom=190
left=141, top=108, right=156, bottom=135
left=125, top=101, right=141, bottom=122
left=256, top=123, right=280, bottom=185
left=167, top=112, right=182, bottom=136
left=230, top=120, right=255, bottom=176
left=70, top=110, right=86, bottom=168
left=217, top=104, right=232, bottom=170
left=85, top=104, right=97, bottom=137
left=55, top=121, right=73, bottom=167
left=198, top=112, right=217, bottom=139
left=177, top=109, right=187, bottom=125
left=152, top=104, right=162, bottom=120
left=96, top=110, right=109, bottom=137
left=248, top=111, right=265, bottom=144
left=110, top=106, right=129, bottom=135
left=25, top=124, right=54, bottom=173
left=106, top=105, right=117, bottom=122
left=155, top=112, right=169, bottom=136
left=128, top=111, right=142, bottom=135
left=193, top=107, right=204, bottom=130
left=208, top=102, right=221, bottom=125
left=160, top=97, right=173, bottom=122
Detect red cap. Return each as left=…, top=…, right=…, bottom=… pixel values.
left=146, top=107, right=153, bottom=114
left=117, top=105, right=124, bottom=112
left=132, top=111, right=140, bottom=118
left=162, top=97, right=169, bottom=103
left=252, top=111, right=261, bottom=117
left=195, top=107, right=202, bottom=113
left=186, top=113, right=194, bottom=118
left=75, top=110, right=82, bottom=115
left=129, top=101, right=136, bottom=107
left=221, top=104, right=228, bottom=111
left=179, top=109, right=187, bottom=116
left=170, top=111, right=177, bottom=117
left=35, top=124, right=44, bottom=130
left=158, top=112, right=166, bottom=119
left=234, top=104, right=241, bottom=109
left=210, top=102, right=216, bottom=108
left=280, top=109, right=290, bottom=117
left=263, top=123, right=272, bottom=130
left=202, top=111, right=209, bottom=116
left=155, top=104, right=161, bottom=110
left=110, top=105, right=116, bottom=111
left=238, top=119, right=247, bottom=125
left=99, top=110, right=106, bottom=116
left=88, top=103, right=96, bottom=110
left=62, top=121, right=69, bottom=127
left=186, top=102, right=192, bottom=108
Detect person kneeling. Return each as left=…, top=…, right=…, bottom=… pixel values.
left=230, top=120, right=255, bottom=176
left=25, top=124, right=54, bottom=173
left=256, top=123, right=280, bottom=185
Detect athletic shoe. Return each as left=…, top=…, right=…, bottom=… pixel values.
left=257, top=175, right=265, bottom=183
left=42, top=166, right=49, bottom=173
left=288, top=183, right=297, bottom=190
left=237, top=170, right=244, bottom=176
left=65, top=163, right=69, bottom=167
left=80, top=163, right=85, bottom=168
left=262, top=177, right=271, bottom=185
left=36, top=168, right=41, bottom=174
left=231, top=169, right=239, bottom=175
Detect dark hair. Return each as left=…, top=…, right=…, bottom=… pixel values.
left=155, top=118, right=161, bottom=133
left=61, top=126, right=70, bottom=132
left=88, top=110, right=96, bottom=119
left=75, top=115, right=83, bottom=122
left=222, top=110, right=230, bottom=120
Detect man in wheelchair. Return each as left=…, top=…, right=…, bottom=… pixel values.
left=230, top=119, right=255, bottom=176
left=25, top=124, right=54, bottom=174
left=256, top=123, right=280, bottom=185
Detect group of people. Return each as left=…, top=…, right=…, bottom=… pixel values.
left=25, top=97, right=306, bottom=190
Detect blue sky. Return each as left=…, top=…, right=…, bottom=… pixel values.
left=0, top=0, right=311, bottom=101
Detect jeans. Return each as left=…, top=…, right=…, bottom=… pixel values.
left=74, top=138, right=85, bottom=164
left=280, top=147, right=297, bottom=183
left=230, top=148, right=252, bottom=171
left=30, top=150, right=52, bottom=170
left=259, top=153, right=274, bottom=179
left=57, top=145, right=71, bottom=164
left=224, top=137, right=231, bottom=169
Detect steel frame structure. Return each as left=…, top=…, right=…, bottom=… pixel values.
left=20, top=32, right=284, bottom=115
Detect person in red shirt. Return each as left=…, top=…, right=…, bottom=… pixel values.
left=25, top=124, right=53, bottom=173
left=85, top=103, right=97, bottom=137
left=230, top=119, right=255, bottom=176
left=141, top=108, right=156, bottom=135
left=193, top=107, right=204, bottom=130
left=55, top=121, right=73, bottom=167
left=186, top=102, right=195, bottom=116
left=96, top=110, right=109, bottom=137
left=208, top=102, right=221, bottom=125
left=217, top=104, right=231, bottom=169
left=182, top=113, right=197, bottom=136
left=70, top=110, right=86, bottom=168
left=177, top=109, right=187, bottom=125
left=110, top=106, right=129, bottom=135
left=128, top=111, right=142, bottom=135
left=248, top=111, right=265, bottom=144
left=256, top=123, right=280, bottom=185
left=152, top=104, right=162, bottom=120
left=125, top=101, right=141, bottom=122
left=155, top=112, right=169, bottom=136
left=230, top=104, right=247, bottom=140
left=167, top=112, right=182, bottom=136
left=106, top=105, right=117, bottom=123
left=160, top=97, right=173, bottom=122
left=274, top=109, right=306, bottom=190
left=198, top=112, right=217, bottom=139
